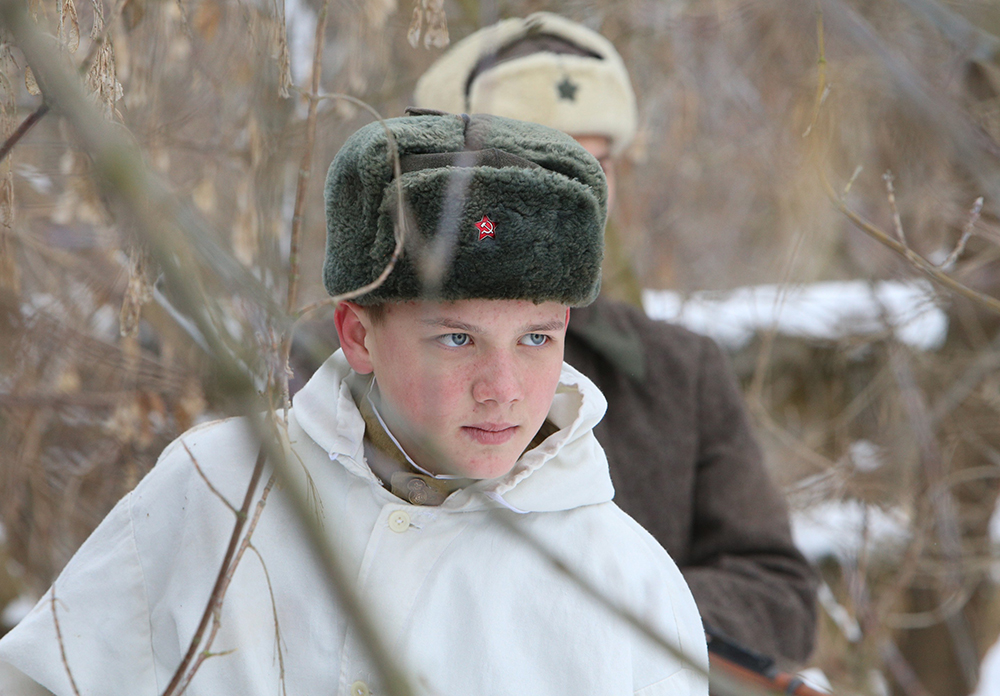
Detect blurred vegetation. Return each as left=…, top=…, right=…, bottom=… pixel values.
left=3, top=0, right=1000, bottom=695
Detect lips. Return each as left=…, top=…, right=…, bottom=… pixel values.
left=461, top=423, right=519, bottom=445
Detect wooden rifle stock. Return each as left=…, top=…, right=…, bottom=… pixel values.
left=707, top=626, right=829, bottom=696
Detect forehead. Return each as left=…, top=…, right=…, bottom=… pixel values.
left=378, top=299, right=568, bottom=331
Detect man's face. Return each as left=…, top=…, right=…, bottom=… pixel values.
left=572, top=134, right=616, bottom=211
left=344, top=299, right=569, bottom=480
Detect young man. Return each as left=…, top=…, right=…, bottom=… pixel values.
left=414, top=13, right=818, bottom=665
left=0, top=113, right=709, bottom=695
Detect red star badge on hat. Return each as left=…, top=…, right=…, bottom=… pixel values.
left=475, top=215, right=495, bottom=241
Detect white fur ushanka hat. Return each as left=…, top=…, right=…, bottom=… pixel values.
left=413, top=12, right=637, bottom=156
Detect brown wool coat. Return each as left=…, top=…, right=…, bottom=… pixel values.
left=565, top=298, right=818, bottom=666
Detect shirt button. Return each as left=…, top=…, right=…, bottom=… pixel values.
left=388, top=510, right=411, bottom=533
left=350, top=681, right=371, bottom=696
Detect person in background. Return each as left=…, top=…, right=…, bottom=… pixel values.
left=413, top=11, right=818, bottom=666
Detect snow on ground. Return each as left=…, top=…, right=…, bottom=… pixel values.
left=790, top=499, right=911, bottom=564
left=643, top=279, right=948, bottom=351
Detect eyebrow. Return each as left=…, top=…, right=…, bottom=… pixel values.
left=423, top=318, right=566, bottom=333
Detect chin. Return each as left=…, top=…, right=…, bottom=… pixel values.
left=459, top=451, right=520, bottom=480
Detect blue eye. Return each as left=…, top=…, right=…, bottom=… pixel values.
left=439, top=333, right=471, bottom=347
left=520, top=333, right=548, bottom=347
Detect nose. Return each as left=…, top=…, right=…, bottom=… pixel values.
left=471, top=351, right=523, bottom=406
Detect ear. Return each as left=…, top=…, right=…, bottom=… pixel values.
left=334, top=301, right=374, bottom=374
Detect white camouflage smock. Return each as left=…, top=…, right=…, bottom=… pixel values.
left=0, top=351, right=708, bottom=696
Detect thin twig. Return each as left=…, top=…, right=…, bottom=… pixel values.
left=280, top=0, right=328, bottom=411
left=495, top=512, right=769, bottom=696
left=181, top=440, right=238, bottom=515
left=889, top=346, right=980, bottom=691
left=162, top=444, right=267, bottom=696
left=820, top=169, right=1000, bottom=315
left=248, top=543, right=287, bottom=696
left=284, top=0, right=327, bottom=318
left=51, top=583, right=82, bottom=696
left=290, top=91, right=410, bottom=325
left=0, top=101, right=48, bottom=162
left=176, top=472, right=277, bottom=694
left=883, top=171, right=907, bottom=246
left=802, top=2, right=827, bottom=138
left=843, top=164, right=863, bottom=199
left=939, top=196, right=984, bottom=270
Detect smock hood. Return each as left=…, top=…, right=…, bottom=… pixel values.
left=292, top=349, right=613, bottom=513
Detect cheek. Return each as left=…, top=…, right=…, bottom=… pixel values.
left=382, top=358, right=471, bottom=427
left=526, top=358, right=563, bottom=416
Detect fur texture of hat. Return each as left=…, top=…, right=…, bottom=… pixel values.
left=323, top=112, right=606, bottom=306
left=413, top=12, right=637, bottom=156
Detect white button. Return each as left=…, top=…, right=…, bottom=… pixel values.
left=388, top=510, right=411, bottom=532
left=350, top=681, right=371, bottom=696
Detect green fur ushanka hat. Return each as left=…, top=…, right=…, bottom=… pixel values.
left=323, top=110, right=606, bottom=306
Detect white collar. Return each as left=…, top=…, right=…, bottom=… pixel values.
left=292, top=350, right=614, bottom=513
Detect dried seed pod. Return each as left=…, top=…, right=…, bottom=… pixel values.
left=407, top=0, right=446, bottom=50
left=422, top=0, right=447, bottom=49
left=24, top=66, right=39, bottom=96
left=91, top=0, right=105, bottom=39
left=59, top=0, right=81, bottom=53
left=406, top=1, right=423, bottom=49
left=119, top=245, right=152, bottom=339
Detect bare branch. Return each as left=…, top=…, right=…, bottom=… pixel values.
left=175, top=472, right=277, bottom=694
left=802, top=2, right=827, bottom=138
left=820, top=169, right=1000, bottom=315
left=0, top=102, right=48, bottom=162
left=939, top=196, right=984, bottom=270
left=249, top=543, right=287, bottom=696
left=291, top=92, right=410, bottom=323
left=843, top=164, right=863, bottom=200
left=162, top=444, right=267, bottom=696
left=495, top=512, right=766, bottom=696
left=181, top=439, right=238, bottom=516
left=280, top=0, right=330, bottom=410
left=888, top=346, right=980, bottom=691
left=883, top=171, right=907, bottom=246
left=284, top=0, right=327, bottom=317
left=50, top=583, right=82, bottom=696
